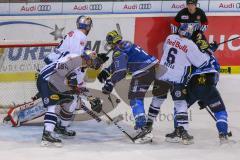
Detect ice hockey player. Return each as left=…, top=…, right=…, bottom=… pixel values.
left=144, top=24, right=213, bottom=145
left=3, top=15, right=108, bottom=128
left=182, top=31, right=231, bottom=144
left=171, top=0, right=208, bottom=34
left=97, top=30, right=167, bottom=143
left=38, top=49, right=107, bottom=147
left=44, top=15, right=93, bottom=64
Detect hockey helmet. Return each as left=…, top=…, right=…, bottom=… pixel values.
left=76, top=15, right=93, bottom=31
left=106, top=30, right=122, bottom=48
left=178, top=23, right=194, bottom=39
left=186, top=0, right=198, bottom=5
left=82, top=50, right=103, bottom=70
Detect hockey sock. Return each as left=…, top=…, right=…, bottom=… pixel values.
left=59, top=100, right=77, bottom=127
left=174, top=100, right=189, bottom=130
left=130, top=98, right=146, bottom=128
left=44, top=105, right=57, bottom=132
left=147, top=96, right=164, bottom=123
left=214, top=110, right=228, bottom=135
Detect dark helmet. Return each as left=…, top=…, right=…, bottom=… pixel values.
left=186, top=0, right=198, bottom=5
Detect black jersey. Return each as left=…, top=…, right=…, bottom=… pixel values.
left=171, top=7, right=208, bottom=33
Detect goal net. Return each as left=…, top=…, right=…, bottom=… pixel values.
left=0, top=42, right=58, bottom=114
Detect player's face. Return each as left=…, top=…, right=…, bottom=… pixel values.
left=187, top=3, right=196, bottom=14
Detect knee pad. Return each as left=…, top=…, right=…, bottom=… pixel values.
left=130, top=99, right=145, bottom=118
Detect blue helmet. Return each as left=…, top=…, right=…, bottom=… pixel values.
left=178, top=23, right=194, bottom=39
left=76, top=16, right=93, bottom=31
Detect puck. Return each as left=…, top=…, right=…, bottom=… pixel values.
left=116, top=99, right=121, bottom=103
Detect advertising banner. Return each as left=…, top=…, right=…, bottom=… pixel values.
left=62, top=2, right=113, bottom=14
left=161, top=0, right=209, bottom=13
left=113, top=1, right=162, bottom=13
left=0, top=16, right=135, bottom=73
left=0, top=3, right=9, bottom=15
left=134, top=16, right=240, bottom=66
left=209, top=0, right=240, bottom=12
left=10, top=2, right=62, bottom=15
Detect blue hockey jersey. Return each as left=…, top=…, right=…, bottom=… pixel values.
left=106, top=41, right=158, bottom=84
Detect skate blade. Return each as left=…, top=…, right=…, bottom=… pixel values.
left=181, top=139, right=194, bottom=145
left=41, top=140, right=63, bottom=148
left=134, top=133, right=153, bottom=144
left=165, top=137, right=181, bottom=143
left=59, top=135, right=76, bottom=139
left=220, top=139, right=237, bottom=145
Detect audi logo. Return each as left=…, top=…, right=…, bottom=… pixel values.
left=37, top=5, right=51, bottom=11
left=89, top=4, right=103, bottom=11
left=139, top=3, right=152, bottom=10
left=236, top=3, right=240, bottom=8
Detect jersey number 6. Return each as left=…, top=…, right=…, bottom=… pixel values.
left=166, top=48, right=177, bottom=64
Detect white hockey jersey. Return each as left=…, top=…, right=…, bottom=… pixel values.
left=40, top=54, right=86, bottom=93
left=46, top=29, right=87, bottom=63
left=159, top=34, right=210, bottom=84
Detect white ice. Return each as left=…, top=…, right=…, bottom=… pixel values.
left=0, top=75, right=239, bottom=160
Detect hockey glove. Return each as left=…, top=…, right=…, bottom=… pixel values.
left=89, top=97, right=102, bottom=113
left=209, top=41, right=219, bottom=52
left=102, top=79, right=114, bottom=95
left=198, top=100, right=207, bottom=110
left=97, top=68, right=110, bottom=83
left=97, top=53, right=109, bottom=63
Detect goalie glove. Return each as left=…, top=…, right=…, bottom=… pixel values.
left=88, top=97, right=102, bottom=113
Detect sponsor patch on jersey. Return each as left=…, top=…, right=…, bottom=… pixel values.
left=113, top=51, right=121, bottom=57
left=50, top=94, right=60, bottom=100
left=181, top=15, right=189, bottom=19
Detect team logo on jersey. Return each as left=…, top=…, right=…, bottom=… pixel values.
left=197, top=75, right=206, bottom=84
left=175, top=90, right=182, bottom=98
left=181, top=15, right=189, bottom=19
left=50, top=94, right=60, bottom=100
left=43, top=98, right=49, bottom=105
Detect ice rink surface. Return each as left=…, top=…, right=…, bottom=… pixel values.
left=0, top=75, right=239, bottom=160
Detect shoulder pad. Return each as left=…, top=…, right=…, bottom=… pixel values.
left=118, top=41, right=133, bottom=51
left=113, top=51, right=121, bottom=58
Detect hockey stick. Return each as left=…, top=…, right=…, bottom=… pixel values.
left=205, top=106, right=232, bottom=137
left=101, top=109, right=135, bottom=142
left=105, top=95, right=135, bottom=142
left=116, top=23, right=122, bottom=37
left=217, top=36, right=240, bottom=45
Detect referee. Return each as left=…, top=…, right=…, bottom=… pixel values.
left=171, top=0, right=208, bottom=34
